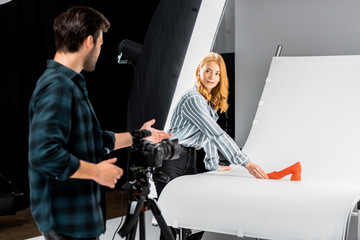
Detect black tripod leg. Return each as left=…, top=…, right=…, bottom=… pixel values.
left=148, top=199, right=175, bottom=240
left=139, top=211, right=146, bottom=240
left=125, top=219, right=138, bottom=240
left=119, top=196, right=146, bottom=237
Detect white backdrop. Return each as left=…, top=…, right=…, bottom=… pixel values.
left=243, top=55, right=360, bottom=183
left=234, top=0, right=360, bottom=147
left=0, top=0, right=12, bottom=5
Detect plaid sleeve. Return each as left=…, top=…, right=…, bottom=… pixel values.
left=29, top=80, right=80, bottom=181
left=101, top=130, right=115, bottom=154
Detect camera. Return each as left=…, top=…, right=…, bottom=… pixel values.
left=128, top=129, right=182, bottom=169
left=118, top=130, right=180, bottom=240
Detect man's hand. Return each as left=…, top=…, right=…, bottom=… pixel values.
left=140, top=119, right=172, bottom=144
left=71, top=158, right=123, bottom=188
left=93, top=158, right=123, bottom=188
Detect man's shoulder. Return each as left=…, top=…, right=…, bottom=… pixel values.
left=36, top=67, right=75, bottom=91
left=30, top=69, right=78, bottom=108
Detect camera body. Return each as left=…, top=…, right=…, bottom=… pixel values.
left=128, top=130, right=181, bottom=169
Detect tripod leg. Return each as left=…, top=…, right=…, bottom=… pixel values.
left=119, top=196, right=146, bottom=237
left=125, top=219, right=138, bottom=240
left=148, top=199, right=175, bottom=240
left=139, top=211, right=146, bottom=240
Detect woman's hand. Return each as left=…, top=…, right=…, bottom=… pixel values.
left=245, top=161, right=268, bottom=179
left=217, top=166, right=232, bottom=171
left=140, top=119, right=172, bottom=144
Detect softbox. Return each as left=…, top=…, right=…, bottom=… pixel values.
left=127, top=0, right=227, bottom=131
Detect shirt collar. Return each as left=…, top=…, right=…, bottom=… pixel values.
left=47, top=59, right=80, bottom=78
left=47, top=59, right=87, bottom=92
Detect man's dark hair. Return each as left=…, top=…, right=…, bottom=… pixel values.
left=53, top=6, right=110, bottom=53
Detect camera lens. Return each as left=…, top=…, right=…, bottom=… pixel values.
left=154, top=139, right=182, bottom=166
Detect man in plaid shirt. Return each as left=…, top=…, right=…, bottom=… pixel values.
left=28, top=6, right=171, bottom=240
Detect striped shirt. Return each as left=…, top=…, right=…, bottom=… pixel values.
left=169, top=88, right=250, bottom=171
left=28, top=60, right=115, bottom=238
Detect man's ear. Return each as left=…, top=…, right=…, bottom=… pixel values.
left=84, top=35, right=94, bottom=50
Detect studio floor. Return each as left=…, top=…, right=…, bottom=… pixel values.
left=0, top=190, right=126, bottom=240
left=0, top=190, right=247, bottom=240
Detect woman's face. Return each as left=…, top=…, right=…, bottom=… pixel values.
left=198, top=60, right=220, bottom=92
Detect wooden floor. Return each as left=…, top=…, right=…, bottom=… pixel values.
left=0, top=190, right=127, bottom=240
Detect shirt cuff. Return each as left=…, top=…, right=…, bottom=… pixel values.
left=102, top=130, right=115, bottom=154
left=208, top=163, right=221, bottom=171
left=241, top=157, right=250, bottom=167
left=55, top=154, right=80, bottom=181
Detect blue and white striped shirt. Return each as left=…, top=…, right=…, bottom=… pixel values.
left=169, top=88, right=250, bottom=171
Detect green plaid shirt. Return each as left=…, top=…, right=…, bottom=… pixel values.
left=28, top=60, right=115, bottom=238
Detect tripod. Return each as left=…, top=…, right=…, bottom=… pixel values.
left=118, top=169, right=175, bottom=240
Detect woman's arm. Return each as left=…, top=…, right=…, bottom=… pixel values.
left=182, top=96, right=267, bottom=178
left=182, top=96, right=249, bottom=166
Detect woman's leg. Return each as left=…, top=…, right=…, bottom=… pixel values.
left=154, top=147, right=196, bottom=196
left=154, top=147, right=203, bottom=240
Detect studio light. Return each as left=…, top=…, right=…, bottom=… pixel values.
left=117, top=39, right=142, bottom=67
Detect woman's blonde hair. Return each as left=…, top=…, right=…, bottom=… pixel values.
left=196, top=52, right=229, bottom=113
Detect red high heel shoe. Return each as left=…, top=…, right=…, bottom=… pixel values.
left=267, top=162, right=301, bottom=181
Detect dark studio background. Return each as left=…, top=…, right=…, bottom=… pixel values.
left=0, top=0, right=235, bottom=210
left=0, top=0, right=161, bottom=209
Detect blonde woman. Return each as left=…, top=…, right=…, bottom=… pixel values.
left=155, top=52, right=267, bottom=195
left=155, top=52, right=267, bottom=239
